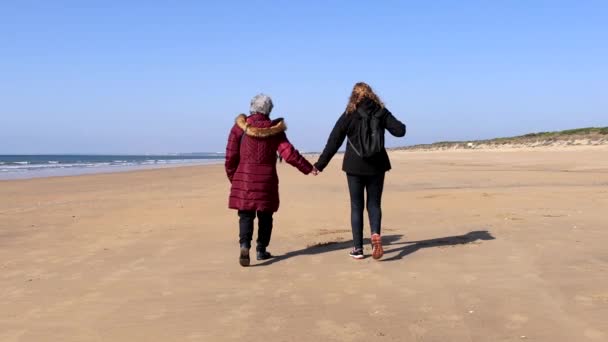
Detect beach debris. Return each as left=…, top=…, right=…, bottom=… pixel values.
left=468, top=310, right=474, bottom=314
left=520, top=336, right=527, bottom=339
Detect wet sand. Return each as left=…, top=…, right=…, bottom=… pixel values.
left=1, top=146, right=607, bottom=341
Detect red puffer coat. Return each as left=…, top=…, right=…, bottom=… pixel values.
left=225, top=113, right=313, bottom=212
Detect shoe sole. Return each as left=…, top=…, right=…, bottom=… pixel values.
left=239, top=248, right=250, bottom=267
left=371, top=234, right=384, bottom=260
left=350, top=254, right=365, bottom=260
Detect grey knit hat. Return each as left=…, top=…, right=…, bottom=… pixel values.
left=250, top=94, right=274, bottom=115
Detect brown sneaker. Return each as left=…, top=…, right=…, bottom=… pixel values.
left=371, top=234, right=384, bottom=260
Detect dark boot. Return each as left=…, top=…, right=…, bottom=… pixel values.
left=239, top=245, right=250, bottom=267
left=256, top=246, right=273, bottom=261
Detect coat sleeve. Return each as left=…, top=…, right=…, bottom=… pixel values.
left=277, top=133, right=313, bottom=175
left=314, top=113, right=348, bottom=172
left=225, top=125, right=242, bottom=182
left=384, top=109, right=406, bottom=137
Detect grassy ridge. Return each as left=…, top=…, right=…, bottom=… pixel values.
left=398, top=127, right=608, bottom=150
left=519, top=127, right=608, bottom=138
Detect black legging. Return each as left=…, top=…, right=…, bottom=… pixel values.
left=238, top=210, right=273, bottom=250
left=347, top=173, right=385, bottom=250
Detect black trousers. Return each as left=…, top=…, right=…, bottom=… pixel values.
left=347, top=173, right=385, bottom=250
left=238, top=210, right=273, bottom=250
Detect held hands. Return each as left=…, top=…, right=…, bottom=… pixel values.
left=311, top=166, right=320, bottom=176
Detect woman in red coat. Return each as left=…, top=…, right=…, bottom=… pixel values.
left=225, top=94, right=314, bottom=266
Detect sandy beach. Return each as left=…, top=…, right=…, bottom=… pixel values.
left=1, top=146, right=607, bottom=342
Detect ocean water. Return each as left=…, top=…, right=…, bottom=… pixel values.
left=0, top=154, right=224, bottom=180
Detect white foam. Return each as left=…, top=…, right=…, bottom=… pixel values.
left=2, top=164, right=59, bottom=170
left=0, top=159, right=223, bottom=180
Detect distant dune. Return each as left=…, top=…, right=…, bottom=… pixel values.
left=397, top=127, right=608, bottom=151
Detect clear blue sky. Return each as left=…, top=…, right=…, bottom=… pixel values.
left=1, top=1, right=606, bottom=154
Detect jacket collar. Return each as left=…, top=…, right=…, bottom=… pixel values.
left=235, top=114, right=287, bottom=138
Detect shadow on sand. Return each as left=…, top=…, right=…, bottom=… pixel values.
left=254, top=230, right=495, bottom=266
left=380, top=230, right=495, bottom=261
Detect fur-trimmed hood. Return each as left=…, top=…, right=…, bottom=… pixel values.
left=235, top=114, right=287, bottom=138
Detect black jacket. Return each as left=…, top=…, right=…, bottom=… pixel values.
left=315, top=99, right=406, bottom=175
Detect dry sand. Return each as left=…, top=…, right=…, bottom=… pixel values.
left=1, top=146, right=607, bottom=341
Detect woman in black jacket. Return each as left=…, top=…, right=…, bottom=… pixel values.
left=314, top=82, right=406, bottom=260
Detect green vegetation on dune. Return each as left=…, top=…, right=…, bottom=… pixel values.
left=398, top=127, right=608, bottom=150
left=522, top=127, right=608, bottom=137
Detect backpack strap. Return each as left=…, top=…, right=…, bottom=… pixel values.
left=347, top=138, right=362, bottom=157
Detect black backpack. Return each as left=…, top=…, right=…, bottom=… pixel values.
left=348, top=107, right=385, bottom=158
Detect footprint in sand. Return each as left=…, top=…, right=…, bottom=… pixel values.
left=271, top=287, right=290, bottom=299
left=441, top=314, right=464, bottom=323
left=100, top=258, right=147, bottom=284
left=399, top=287, right=417, bottom=297
left=461, top=274, right=478, bottom=283
left=0, top=329, right=27, bottom=342
left=419, top=305, right=433, bottom=313
left=324, top=292, right=343, bottom=305
left=159, top=239, right=181, bottom=256
left=343, top=287, right=359, bottom=295
left=591, top=294, right=608, bottom=303
left=143, top=307, right=167, bottom=320
left=290, top=294, right=307, bottom=305
left=100, top=267, right=132, bottom=284
left=457, top=292, right=482, bottom=307
left=217, top=305, right=255, bottom=339
left=264, top=316, right=285, bottom=332
left=574, top=294, right=595, bottom=307
left=363, top=293, right=377, bottom=304
left=368, top=304, right=390, bottom=317
left=218, top=303, right=255, bottom=326
left=298, top=273, right=315, bottom=281
left=409, top=322, right=428, bottom=338
left=3, top=286, right=26, bottom=299
left=65, top=272, right=84, bottom=280
left=310, top=255, right=323, bottom=264
left=187, top=332, right=206, bottom=340
left=505, top=313, right=529, bottom=330
left=80, top=291, right=103, bottom=303
left=373, top=275, right=394, bottom=287
left=315, top=319, right=364, bottom=341
left=584, top=329, right=605, bottom=340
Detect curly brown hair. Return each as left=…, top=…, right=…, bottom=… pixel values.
left=345, top=82, right=384, bottom=114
